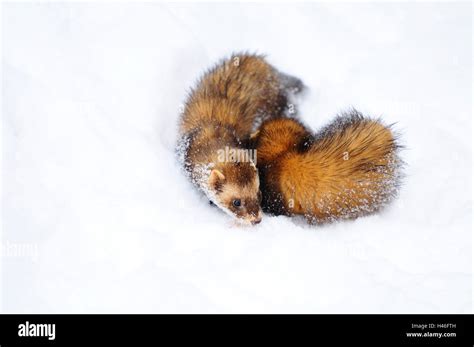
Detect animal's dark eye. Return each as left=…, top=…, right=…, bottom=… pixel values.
left=232, top=199, right=241, bottom=207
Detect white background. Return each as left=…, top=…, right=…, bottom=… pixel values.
left=2, top=2, right=472, bottom=313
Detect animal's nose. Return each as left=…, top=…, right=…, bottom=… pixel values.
left=251, top=218, right=262, bottom=225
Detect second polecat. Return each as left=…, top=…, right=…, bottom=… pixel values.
left=252, top=110, right=403, bottom=223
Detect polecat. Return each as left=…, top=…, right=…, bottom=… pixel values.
left=252, top=110, right=402, bottom=223
left=177, top=53, right=303, bottom=225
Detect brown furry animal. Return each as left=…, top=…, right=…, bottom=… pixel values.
left=177, top=53, right=303, bottom=225
left=252, top=110, right=402, bottom=223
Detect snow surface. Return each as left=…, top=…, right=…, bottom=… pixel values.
left=1, top=2, right=472, bottom=313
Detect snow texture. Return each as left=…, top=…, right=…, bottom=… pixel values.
left=2, top=2, right=472, bottom=313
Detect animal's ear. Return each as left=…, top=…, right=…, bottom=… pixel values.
left=209, top=169, right=226, bottom=191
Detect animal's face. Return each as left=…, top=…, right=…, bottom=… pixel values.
left=208, top=161, right=263, bottom=225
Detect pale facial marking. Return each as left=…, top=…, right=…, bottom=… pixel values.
left=215, top=182, right=262, bottom=225
left=207, top=161, right=262, bottom=225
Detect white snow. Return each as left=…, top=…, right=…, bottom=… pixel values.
left=1, top=2, right=472, bottom=313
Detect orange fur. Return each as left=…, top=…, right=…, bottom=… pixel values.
left=254, top=111, right=402, bottom=223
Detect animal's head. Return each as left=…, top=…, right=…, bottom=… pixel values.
left=208, top=160, right=263, bottom=225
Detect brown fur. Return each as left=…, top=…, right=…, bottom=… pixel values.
left=178, top=53, right=302, bottom=224
left=253, top=110, right=402, bottom=223
left=179, top=54, right=287, bottom=139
